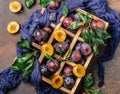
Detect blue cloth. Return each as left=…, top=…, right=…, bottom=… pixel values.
left=0, top=0, right=120, bottom=93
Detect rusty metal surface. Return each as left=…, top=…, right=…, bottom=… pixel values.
left=0, top=0, right=120, bottom=94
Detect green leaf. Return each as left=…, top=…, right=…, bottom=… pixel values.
left=87, top=30, right=94, bottom=45
left=81, top=29, right=90, bottom=43
left=22, top=57, right=35, bottom=78
left=104, top=34, right=111, bottom=39
left=62, top=4, right=69, bottom=17
left=11, top=52, right=34, bottom=71
left=45, top=54, right=54, bottom=60
left=87, top=89, right=104, bottom=94
left=102, top=29, right=111, bottom=39
left=11, top=52, right=36, bottom=78
left=67, top=21, right=82, bottom=30
left=91, top=37, right=95, bottom=45
left=57, top=47, right=62, bottom=57
left=17, top=38, right=30, bottom=49
left=84, top=74, right=104, bottom=94
left=89, top=29, right=95, bottom=37
left=95, top=30, right=103, bottom=39
left=84, top=73, right=94, bottom=88
left=39, top=0, right=53, bottom=7
left=95, top=29, right=111, bottom=39
left=11, top=66, right=19, bottom=71
left=77, top=13, right=86, bottom=22
left=65, top=49, right=72, bottom=59
left=25, top=0, right=35, bottom=9
left=93, top=45, right=99, bottom=55
left=86, top=13, right=93, bottom=23
left=94, top=38, right=105, bottom=45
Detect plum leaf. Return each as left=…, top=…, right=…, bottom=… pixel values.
left=86, top=13, right=92, bottom=23
left=22, top=57, right=35, bottom=78
left=17, top=38, right=30, bottom=49
left=11, top=52, right=36, bottom=78
left=87, top=89, right=104, bottom=94
left=84, top=73, right=94, bottom=88
left=77, top=13, right=86, bottom=22
left=67, top=21, right=83, bottom=30
left=65, top=49, right=72, bottom=59
left=45, top=54, right=54, bottom=60
left=25, top=0, right=35, bottom=9
left=62, top=4, right=69, bottom=17
left=11, top=52, right=34, bottom=71
left=39, top=0, right=54, bottom=7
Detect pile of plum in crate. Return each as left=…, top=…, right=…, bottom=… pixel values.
left=32, top=8, right=109, bottom=94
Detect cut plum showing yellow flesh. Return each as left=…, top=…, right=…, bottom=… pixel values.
left=51, top=75, right=64, bottom=89
left=7, top=21, right=20, bottom=34
left=9, top=1, right=22, bottom=13
left=73, top=64, right=86, bottom=78
left=53, top=29, right=66, bottom=42
left=41, top=43, right=54, bottom=56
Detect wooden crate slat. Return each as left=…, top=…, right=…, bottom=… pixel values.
left=61, top=27, right=76, bottom=38
left=60, top=87, right=71, bottom=94
left=42, top=76, right=51, bottom=84
left=78, top=37, right=84, bottom=42
left=55, top=61, right=66, bottom=75
left=69, top=28, right=82, bottom=49
left=53, top=54, right=61, bottom=59
left=84, top=53, right=94, bottom=69
left=32, top=42, right=41, bottom=50
left=66, top=61, right=76, bottom=67
left=39, top=54, right=45, bottom=63
left=70, top=78, right=82, bottom=94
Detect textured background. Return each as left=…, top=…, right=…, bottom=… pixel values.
left=0, top=0, right=120, bottom=94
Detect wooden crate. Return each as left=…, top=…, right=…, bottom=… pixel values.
left=32, top=8, right=109, bottom=94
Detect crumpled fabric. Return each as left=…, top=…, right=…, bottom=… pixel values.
left=0, top=0, right=120, bottom=93
left=0, top=68, right=22, bottom=94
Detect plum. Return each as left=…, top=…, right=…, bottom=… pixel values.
left=49, top=12, right=57, bottom=22
left=48, top=1, right=60, bottom=10
left=80, top=43, right=92, bottom=56
left=33, top=29, right=48, bottom=42
left=46, top=60, right=59, bottom=73
left=63, top=65, right=73, bottom=77
left=73, top=13, right=82, bottom=21
left=40, top=64, right=49, bottom=76
left=63, top=77, right=75, bottom=89
left=70, top=50, right=82, bottom=63
left=63, top=17, right=73, bottom=27
left=54, top=42, right=69, bottom=54
left=91, top=19, right=105, bottom=29
left=75, top=42, right=82, bottom=51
